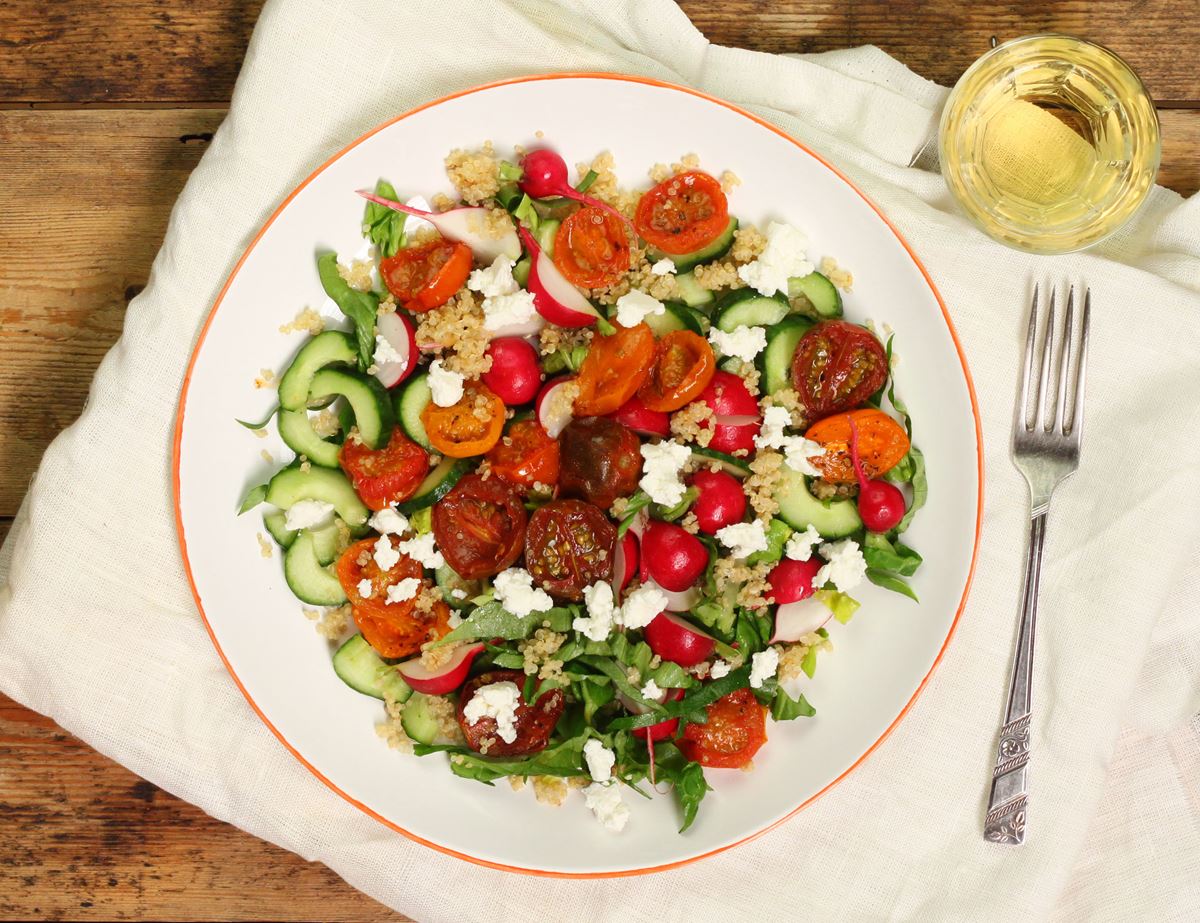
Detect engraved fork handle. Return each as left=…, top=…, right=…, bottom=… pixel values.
left=983, top=511, right=1045, bottom=844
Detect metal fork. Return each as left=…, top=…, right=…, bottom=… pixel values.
left=983, top=284, right=1090, bottom=845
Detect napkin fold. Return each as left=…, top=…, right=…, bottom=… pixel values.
left=2, top=1, right=1198, bottom=919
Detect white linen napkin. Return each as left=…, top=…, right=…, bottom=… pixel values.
left=2, top=1, right=1197, bottom=919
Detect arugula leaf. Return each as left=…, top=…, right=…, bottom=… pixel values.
left=362, top=179, right=407, bottom=258
left=647, top=660, right=695, bottom=690
left=616, top=491, right=653, bottom=537
left=733, top=610, right=771, bottom=658
left=431, top=601, right=572, bottom=647
left=814, top=588, right=860, bottom=624
left=607, top=665, right=753, bottom=731
left=490, top=650, right=525, bottom=670
left=746, top=517, right=793, bottom=566
left=238, top=484, right=268, bottom=515
left=655, top=487, right=698, bottom=522
left=578, top=676, right=615, bottom=723
left=892, top=445, right=927, bottom=534
left=771, top=686, right=816, bottom=721
left=862, top=531, right=923, bottom=576
left=236, top=406, right=277, bottom=430
left=884, top=450, right=917, bottom=484
left=415, top=734, right=591, bottom=784
left=866, top=568, right=919, bottom=602
left=316, top=252, right=377, bottom=371
left=691, top=596, right=737, bottom=639
left=673, top=759, right=710, bottom=832
left=577, top=655, right=662, bottom=713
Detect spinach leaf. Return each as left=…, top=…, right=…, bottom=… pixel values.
left=577, top=655, right=663, bottom=713
left=862, top=531, right=923, bottom=576
left=771, top=686, right=816, bottom=721
left=430, top=600, right=572, bottom=647
left=673, top=759, right=711, bottom=833
left=362, top=179, right=406, bottom=258
left=746, top=517, right=793, bottom=565
left=578, top=676, right=615, bottom=724
left=238, top=484, right=268, bottom=515
left=866, top=568, right=919, bottom=602
left=892, top=445, right=927, bottom=534
left=316, top=252, right=377, bottom=370
left=415, top=733, right=591, bottom=784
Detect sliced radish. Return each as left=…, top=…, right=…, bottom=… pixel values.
left=770, top=598, right=832, bottom=644
left=519, top=226, right=603, bottom=328
left=714, top=414, right=760, bottom=427
left=610, top=530, right=639, bottom=598
left=642, top=577, right=701, bottom=613
left=610, top=395, right=670, bottom=437
left=767, top=557, right=822, bottom=605
left=644, top=611, right=715, bottom=667
left=373, top=311, right=417, bottom=388
left=395, top=642, right=485, bottom=694
left=619, top=687, right=685, bottom=742
left=535, top=375, right=576, bottom=438
left=487, top=312, right=545, bottom=340
left=355, top=190, right=519, bottom=264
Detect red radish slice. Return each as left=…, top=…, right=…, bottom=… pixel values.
left=610, top=395, right=670, bottom=437
left=355, top=190, right=520, bottom=264
left=770, top=598, right=832, bottom=644
left=373, top=311, right=417, bottom=388
left=714, top=414, right=760, bottom=427
left=519, top=226, right=603, bottom=328
left=487, top=312, right=546, bottom=340
left=610, top=530, right=639, bottom=598
left=395, top=642, right=485, bottom=694
left=643, top=578, right=701, bottom=613
left=644, top=611, right=715, bottom=667
left=535, top=375, right=576, bottom=438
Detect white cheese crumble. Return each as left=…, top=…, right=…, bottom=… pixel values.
left=650, top=257, right=677, bottom=276
left=397, top=532, right=444, bottom=569
left=813, top=538, right=867, bottom=592
left=583, top=781, right=630, bottom=832
left=583, top=739, right=616, bottom=783
left=369, top=507, right=409, bottom=536
left=638, top=440, right=691, bottom=506
left=428, top=359, right=465, bottom=407
left=708, top=325, right=767, bottom=363
left=462, top=680, right=522, bottom=744
left=575, top=581, right=616, bottom=642
left=482, top=290, right=539, bottom=331
left=617, top=583, right=668, bottom=630
left=755, top=405, right=825, bottom=475
left=446, top=610, right=463, bottom=629
left=373, top=332, right=406, bottom=368
left=709, top=659, right=732, bottom=680
left=737, top=221, right=814, bottom=296
left=493, top=567, right=554, bottom=617
left=372, top=535, right=400, bottom=572
left=386, top=577, right=420, bottom=605
left=283, top=499, right=334, bottom=532
left=450, top=588, right=467, bottom=600
left=356, top=578, right=374, bottom=599
left=715, top=520, right=769, bottom=559
left=468, top=255, right=518, bottom=297
left=783, top=437, right=826, bottom=476
left=749, top=647, right=780, bottom=688
left=614, top=289, right=666, bottom=328
left=785, top=524, right=823, bottom=562
left=640, top=679, right=662, bottom=700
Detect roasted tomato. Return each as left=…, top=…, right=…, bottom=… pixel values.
left=805, top=408, right=910, bottom=483
left=485, top=419, right=560, bottom=490
left=638, top=330, right=716, bottom=412
left=421, top=381, right=506, bottom=458
left=557, top=417, right=642, bottom=509
left=677, top=687, right=767, bottom=769
left=634, top=171, right=729, bottom=255
left=456, top=669, right=565, bottom=756
left=553, top=206, right=632, bottom=288
left=338, top=426, right=430, bottom=511
left=525, top=499, right=616, bottom=601
left=572, top=322, right=655, bottom=417
left=792, top=320, right=888, bottom=418
left=335, top=537, right=451, bottom=658
left=431, top=473, right=527, bottom=580
left=380, top=238, right=472, bottom=312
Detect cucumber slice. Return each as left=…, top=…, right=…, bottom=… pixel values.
left=277, top=408, right=341, bottom=468
left=513, top=257, right=531, bottom=288
left=647, top=216, right=738, bottom=273
left=308, top=368, right=393, bottom=450
left=788, top=271, right=843, bottom=319
left=775, top=465, right=862, bottom=538
left=714, top=289, right=789, bottom=333
left=309, top=518, right=342, bottom=566
left=690, top=447, right=751, bottom=477
left=674, top=270, right=715, bottom=308
left=643, top=302, right=701, bottom=338
left=332, top=634, right=413, bottom=702
left=262, top=509, right=296, bottom=549
left=265, top=466, right=369, bottom=528
left=536, top=218, right=560, bottom=255
left=396, top=457, right=470, bottom=515
left=757, top=316, right=814, bottom=395
left=277, top=331, right=357, bottom=411
left=401, top=693, right=458, bottom=745
left=396, top=373, right=433, bottom=450
left=283, top=531, right=347, bottom=605
left=435, top=564, right=482, bottom=609
left=685, top=305, right=712, bottom=334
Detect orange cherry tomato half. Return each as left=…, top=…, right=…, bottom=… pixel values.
left=634, top=171, right=730, bottom=255
left=335, top=537, right=451, bottom=659
left=637, top=330, right=716, bottom=412
left=552, top=206, right=632, bottom=288
left=486, top=419, right=561, bottom=489
left=805, top=408, right=910, bottom=484
left=420, top=380, right=506, bottom=458
left=677, top=687, right=767, bottom=769
left=572, top=322, right=655, bottom=417
left=380, top=238, right=472, bottom=313
left=339, top=426, right=431, bottom=511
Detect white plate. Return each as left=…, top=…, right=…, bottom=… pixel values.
left=175, top=74, right=981, bottom=877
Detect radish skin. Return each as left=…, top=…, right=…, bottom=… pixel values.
left=519, top=226, right=602, bottom=327
left=373, top=311, right=417, bottom=388
left=770, top=598, right=832, bottom=644
left=355, top=190, right=520, bottom=264
left=395, top=642, right=485, bottom=694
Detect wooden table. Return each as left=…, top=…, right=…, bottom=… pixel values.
left=0, top=2, right=1195, bottom=918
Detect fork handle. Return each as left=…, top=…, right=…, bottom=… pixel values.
left=983, top=511, right=1046, bottom=845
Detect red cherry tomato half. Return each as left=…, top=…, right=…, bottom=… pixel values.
left=634, top=171, right=730, bottom=255
left=791, top=320, right=889, bottom=417
left=338, top=427, right=430, bottom=511
left=678, top=687, right=767, bottom=768
left=380, top=238, right=472, bottom=313
left=553, top=206, right=631, bottom=288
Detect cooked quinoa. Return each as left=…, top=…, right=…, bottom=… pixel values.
left=445, top=142, right=500, bottom=205
left=256, top=532, right=273, bottom=558
left=279, top=306, right=326, bottom=336
left=338, top=258, right=375, bottom=293
left=745, top=449, right=784, bottom=521
left=670, top=400, right=715, bottom=447
left=819, top=256, right=854, bottom=291
left=414, top=289, right=493, bottom=379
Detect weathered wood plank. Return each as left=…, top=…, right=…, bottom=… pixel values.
left=0, top=694, right=409, bottom=921
left=1, top=1, right=1197, bottom=104
left=0, top=518, right=10, bottom=549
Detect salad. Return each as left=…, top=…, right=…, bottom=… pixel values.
left=239, top=143, right=927, bottom=834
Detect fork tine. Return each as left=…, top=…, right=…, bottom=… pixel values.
left=1016, top=285, right=1038, bottom=432
left=1070, top=288, right=1090, bottom=437
left=1035, top=288, right=1056, bottom=432
left=1055, top=287, right=1075, bottom=434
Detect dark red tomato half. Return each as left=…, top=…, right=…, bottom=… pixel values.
left=431, top=473, right=527, bottom=580
left=524, top=499, right=616, bottom=601
left=791, top=320, right=889, bottom=417
left=456, top=669, right=565, bottom=756
left=557, top=416, right=642, bottom=510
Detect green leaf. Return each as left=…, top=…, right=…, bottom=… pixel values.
left=431, top=601, right=571, bottom=647
left=236, top=406, right=277, bottom=430
left=733, top=610, right=769, bottom=658
left=616, top=491, right=653, bottom=537
left=607, top=664, right=753, bottom=731
left=647, top=660, right=695, bottom=690
left=800, top=645, right=820, bottom=679
left=362, top=179, right=407, bottom=258
left=746, top=517, right=793, bottom=566
left=866, top=568, right=919, bottom=602
left=893, top=445, right=927, bottom=535
left=512, top=194, right=540, bottom=234
left=655, top=486, right=699, bottom=522
left=674, top=760, right=711, bottom=832
left=814, top=588, right=860, bottom=624
left=691, top=596, right=737, bottom=639
left=579, top=676, right=615, bottom=723
left=415, top=733, right=592, bottom=784
left=410, top=507, right=432, bottom=535
left=884, top=451, right=916, bottom=484
left=575, top=169, right=599, bottom=194
left=490, top=650, right=525, bottom=670
left=577, top=655, right=662, bottom=713
left=862, top=531, right=923, bottom=576
left=771, top=687, right=816, bottom=721
left=498, top=160, right=524, bottom=182
left=238, top=484, right=268, bottom=515
left=316, top=252, right=377, bottom=371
